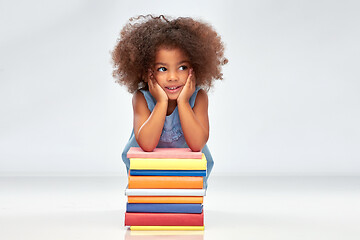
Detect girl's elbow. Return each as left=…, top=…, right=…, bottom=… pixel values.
left=190, top=147, right=202, bottom=152
left=187, top=135, right=208, bottom=152
left=189, top=142, right=206, bottom=152
left=138, top=141, right=156, bottom=152
left=140, top=145, right=156, bottom=152
left=138, top=139, right=156, bottom=152
left=135, top=134, right=156, bottom=152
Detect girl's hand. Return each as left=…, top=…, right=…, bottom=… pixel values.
left=147, top=69, right=168, bottom=103
left=177, top=68, right=196, bottom=104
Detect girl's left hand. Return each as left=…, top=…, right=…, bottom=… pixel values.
left=177, top=68, right=195, bottom=104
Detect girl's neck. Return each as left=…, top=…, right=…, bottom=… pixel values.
left=166, top=99, right=177, bottom=116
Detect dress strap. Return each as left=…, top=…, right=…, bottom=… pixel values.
left=139, top=89, right=156, bottom=111
left=189, top=87, right=201, bottom=108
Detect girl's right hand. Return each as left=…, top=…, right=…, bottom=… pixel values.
left=147, top=69, right=168, bottom=103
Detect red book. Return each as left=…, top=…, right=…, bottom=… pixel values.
left=125, top=212, right=204, bottom=226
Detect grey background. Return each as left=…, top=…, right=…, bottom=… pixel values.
left=1, top=0, right=359, bottom=176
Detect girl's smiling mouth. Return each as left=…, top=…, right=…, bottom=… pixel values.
left=165, top=85, right=182, bottom=93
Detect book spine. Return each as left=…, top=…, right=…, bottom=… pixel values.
left=127, top=147, right=203, bottom=159
left=126, top=203, right=203, bottom=213
left=127, top=196, right=204, bottom=204
left=129, top=155, right=207, bottom=170
left=125, top=212, right=204, bottom=226
left=129, top=226, right=205, bottom=231
left=129, top=170, right=206, bottom=176
left=125, top=188, right=206, bottom=196
left=128, top=176, right=203, bottom=189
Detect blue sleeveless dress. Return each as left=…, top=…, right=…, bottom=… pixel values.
left=121, top=87, right=214, bottom=188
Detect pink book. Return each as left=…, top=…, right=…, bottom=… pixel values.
left=127, top=147, right=202, bottom=159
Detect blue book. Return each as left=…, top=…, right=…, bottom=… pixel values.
left=129, top=170, right=206, bottom=176
left=126, top=203, right=203, bottom=213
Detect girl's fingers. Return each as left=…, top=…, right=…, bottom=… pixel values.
left=148, top=74, right=153, bottom=88
left=185, top=69, right=192, bottom=86
left=188, top=68, right=195, bottom=87
left=148, top=70, right=155, bottom=88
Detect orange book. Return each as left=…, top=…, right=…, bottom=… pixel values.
left=128, top=196, right=204, bottom=204
left=128, top=175, right=203, bottom=189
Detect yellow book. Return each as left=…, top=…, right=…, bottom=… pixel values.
left=129, top=230, right=204, bottom=236
left=130, top=226, right=205, bottom=231
left=130, top=154, right=207, bottom=170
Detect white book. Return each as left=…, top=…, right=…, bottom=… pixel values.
left=125, top=188, right=206, bottom=196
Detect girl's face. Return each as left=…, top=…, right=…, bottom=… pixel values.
left=152, top=46, right=191, bottom=101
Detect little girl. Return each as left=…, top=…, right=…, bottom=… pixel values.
left=111, top=15, right=227, bottom=188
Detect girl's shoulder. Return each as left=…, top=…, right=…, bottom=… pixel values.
left=193, top=88, right=208, bottom=110
left=132, top=89, right=151, bottom=116
left=132, top=89, right=146, bottom=106
left=196, top=88, right=207, bottom=97
left=133, top=87, right=149, bottom=99
left=133, top=87, right=156, bottom=111
left=193, top=87, right=207, bottom=100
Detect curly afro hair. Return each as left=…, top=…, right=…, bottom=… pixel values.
left=111, top=14, right=228, bottom=93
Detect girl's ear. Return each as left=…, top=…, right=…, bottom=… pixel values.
left=142, top=69, right=149, bottom=83
left=144, top=68, right=154, bottom=83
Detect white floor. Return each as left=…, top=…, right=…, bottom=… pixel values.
left=0, top=176, right=359, bottom=240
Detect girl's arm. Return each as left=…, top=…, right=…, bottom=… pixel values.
left=133, top=71, right=169, bottom=152
left=132, top=91, right=168, bottom=151
left=178, top=84, right=210, bottom=152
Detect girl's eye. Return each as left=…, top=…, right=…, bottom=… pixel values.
left=179, top=65, right=188, bottom=70
left=157, top=67, right=167, bottom=72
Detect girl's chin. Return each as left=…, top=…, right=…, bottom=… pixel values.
left=167, top=95, right=180, bottom=101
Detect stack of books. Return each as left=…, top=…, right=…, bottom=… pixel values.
left=124, top=147, right=207, bottom=231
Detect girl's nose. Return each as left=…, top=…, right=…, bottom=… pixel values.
left=168, top=71, right=178, bottom=81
